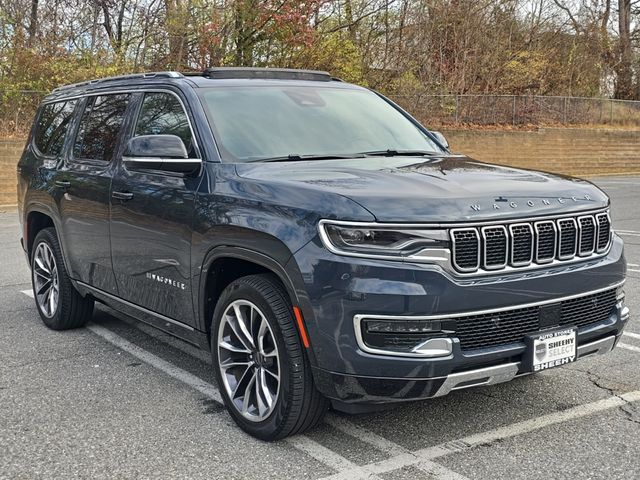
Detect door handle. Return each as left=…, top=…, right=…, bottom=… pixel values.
left=54, top=180, right=71, bottom=189
left=112, top=191, right=134, bottom=201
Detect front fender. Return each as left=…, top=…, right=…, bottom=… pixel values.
left=192, top=230, right=320, bottom=366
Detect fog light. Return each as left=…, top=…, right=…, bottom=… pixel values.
left=364, top=319, right=455, bottom=334
left=357, top=317, right=455, bottom=357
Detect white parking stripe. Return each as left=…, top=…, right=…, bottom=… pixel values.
left=325, top=416, right=471, bottom=479
left=88, top=324, right=223, bottom=403
left=291, top=436, right=360, bottom=475
left=86, top=323, right=384, bottom=478
left=618, top=343, right=640, bottom=353
left=324, top=416, right=407, bottom=457
left=321, top=391, right=640, bottom=480
left=618, top=232, right=640, bottom=237
left=628, top=269, right=640, bottom=273
left=628, top=263, right=640, bottom=268
left=21, top=289, right=33, bottom=298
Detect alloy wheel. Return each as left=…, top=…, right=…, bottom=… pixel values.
left=33, top=242, right=59, bottom=318
left=217, top=299, right=281, bottom=422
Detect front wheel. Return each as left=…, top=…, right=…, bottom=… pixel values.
left=211, top=274, right=328, bottom=440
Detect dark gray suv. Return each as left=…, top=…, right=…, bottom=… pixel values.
left=17, top=68, right=628, bottom=440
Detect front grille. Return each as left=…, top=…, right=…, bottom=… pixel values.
left=534, top=221, right=556, bottom=262
left=510, top=223, right=533, bottom=265
left=450, top=211, right=611, bottom=273
left=596, top=213, right=611, bottom=252
left=558, top=218, right=577, bottom=259
left=451, top=229, right=480, bottom=271
left=578, top=216, right=596, bottom=255
left=454, top=288, right=618, bottom=350
left=481, top=226, right=507, bottom=269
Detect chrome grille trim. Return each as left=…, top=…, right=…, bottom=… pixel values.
left=578, top=215, right=596, bottom=256
left=534, top=220, right=557, bottom=264
left=557, top=218, right=578, bottom=260
left=595, top=212, right=611, bottom=253
left=481, top=225, right=508, bottom=270
left=450, top=210, right=612, bottom=274
left=508, top=223, right=534, bottom=267
left=451, top=228, right=481, bottom=272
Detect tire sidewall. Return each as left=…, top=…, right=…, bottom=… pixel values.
left=31, top=230, right=62, bottom=327
left=211, top=279, right=298, bottom=440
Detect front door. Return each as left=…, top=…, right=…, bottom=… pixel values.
left=109, top=91, right=202, bottom=326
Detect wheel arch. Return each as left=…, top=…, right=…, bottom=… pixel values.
left=24, top=204, right=70, bottom=270
left=26, top=210, right=55, bottom=257
left=197, top=245, right=318, bottom=365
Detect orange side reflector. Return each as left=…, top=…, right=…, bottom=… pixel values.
left=293, top=306, right=310, bottom=348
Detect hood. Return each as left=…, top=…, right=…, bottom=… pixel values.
left=235, top=156, right=608, bottom=223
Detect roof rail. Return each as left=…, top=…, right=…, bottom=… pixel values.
left=52, top=71, right=183, bottom=93
left=202, top=67, right=333, bottom=82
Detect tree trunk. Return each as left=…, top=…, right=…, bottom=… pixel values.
left=27, top=0, right=38, bottom=47
left=615, top=0, right=633, bottom=99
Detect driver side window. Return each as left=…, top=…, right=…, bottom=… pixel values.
left=135, top=92, right=197, bottom=158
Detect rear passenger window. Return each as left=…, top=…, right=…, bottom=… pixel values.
left=34, top=101, right=77, bottom=157
left=73, top=94, right=130, bottom=162
left=135, top=92, right=196, bottom=157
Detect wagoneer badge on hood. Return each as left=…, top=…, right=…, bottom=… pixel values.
left=470, top=194, right=593, bottom=212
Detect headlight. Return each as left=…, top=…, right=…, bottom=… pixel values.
left=318, top=221, right=449, bottom=259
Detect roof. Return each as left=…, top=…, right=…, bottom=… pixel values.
left=44, top=67, right=360, bottom=103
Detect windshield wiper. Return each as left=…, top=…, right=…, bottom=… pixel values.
left=360, top=149, right=441, bottom=157
left=248, top=153, right=366, bottom=163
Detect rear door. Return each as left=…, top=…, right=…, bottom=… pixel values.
left=109, top=90, right=201, bottom=326
left=55, top=93, right=132, bottom=294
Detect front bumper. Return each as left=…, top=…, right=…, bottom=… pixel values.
left=293, top=234, right=627, bottom=405
left=315, top=333, right=623, bottom=413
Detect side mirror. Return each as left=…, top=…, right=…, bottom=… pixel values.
left=431, top=131, right=449, bottom=150
left=123, top=134, right=201, bottom=174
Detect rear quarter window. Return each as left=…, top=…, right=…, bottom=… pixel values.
left=33, top=101, right=77, bottom=157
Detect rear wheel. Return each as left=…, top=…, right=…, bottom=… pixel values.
left=31, top=228, right=94, bottom=330
left=211, top=274, right=328, bottom=440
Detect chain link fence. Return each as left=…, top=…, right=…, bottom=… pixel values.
left=393, top=94, right=640, bottom=127
left=3, top=90, right=640, bottom=137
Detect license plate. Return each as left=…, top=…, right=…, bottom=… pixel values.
left=523, top=327, right=577, bottom=373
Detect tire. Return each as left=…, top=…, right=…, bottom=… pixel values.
left=211, top=274, right=328, bottom=440
left=30, top=228, right=94, bottom=330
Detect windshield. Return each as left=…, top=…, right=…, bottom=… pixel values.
left=197, top=86, right=443, bottom=162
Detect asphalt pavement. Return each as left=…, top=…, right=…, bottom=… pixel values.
left=1, top=176, right=639, bottom=480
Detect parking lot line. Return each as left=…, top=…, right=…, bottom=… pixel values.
left=623, top=332, right=640, bottom=340
left=88, top=324, right=223, bottom=403
left=21, top=289, right=33, bottom=298
left=325, top=416, right=470, bottom=480
left=618, top=342, right=640, bottom=353
left=85, top=324, right=389, bottom=479
left=320, top=390, right=640, bottom=480
left=292, top=436, right=360, bottom=474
